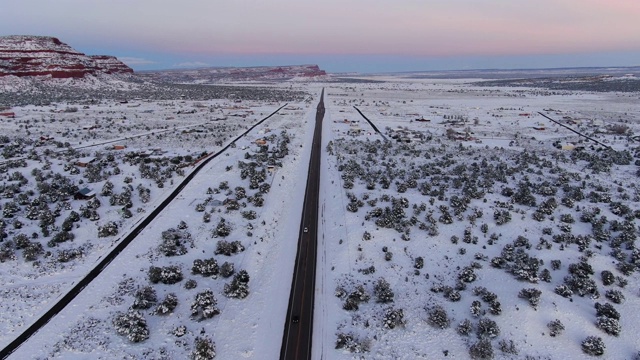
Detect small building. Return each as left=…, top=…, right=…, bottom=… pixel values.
left=75, top=157, right=96, bottom=167
left=255, top=139, right=267, bottom=146
left=0, top=112, right=16, bottom=118
left=74, top=187, right=96, bottom=200
left=113, top=145, right=126, bottom=150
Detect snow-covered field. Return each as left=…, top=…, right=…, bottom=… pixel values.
left=1, top=77, right=639, bottom=359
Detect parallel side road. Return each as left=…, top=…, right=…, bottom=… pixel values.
left=353, top=105, right=388, bottom=141
left=0, top=103, right=288, bottom=360
left=281, top=90, right=324, bottom=360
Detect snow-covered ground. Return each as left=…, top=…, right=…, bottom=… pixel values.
left=1, top=77, right=639, bottom=359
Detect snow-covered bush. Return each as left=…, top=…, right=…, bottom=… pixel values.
left=158, top=228, right=190, bottom=256
left=596, top=316, right=621, bottom=336
left=518, top=288, right=542, bottom=309
left=382, top=308, right=404, bottom=329
left=131, top=286, right=157, bottom=310
left=469, top=338, right=494, bottom=359
left=604, top=289, right=625, bottom=304
left=155, top=293, right=178, bottom=315
left=335, top=333, right=369, bottom=353
left=113, top=309, right=149, bottom=343
left=595, top=302, right=620, bottom=320
left=97, top=221, right=118, bottom=237
left=184, top=279, right=198, bottom=289
left=192, top=336, right=216, bottom=360
left=213, top=218, right=231, bottom=237
left=373, top=278, right=394, bottom=303
left=148, top=265, right=184, bottom=284
left=498, top=339, right=518, bottom=355
left=457, top=319, right=473, bottom=336
left=192, top=258, right=219, bottom=277
left=547, top=319, right=565, bottom=337
left=220, top=262, right=235, bottom=278
left=223, top=270, right=250, bottom=299
left=476, top=318, right=500, bottom=339
left=427, top=305, right=450, bottom=329
left=581, top=336, right=605, bottom=356
left=190, top=289, right=220, bottom=321
left=214, top=240, right=244, bottom=256
left=554, top=284, right=573, bottom=298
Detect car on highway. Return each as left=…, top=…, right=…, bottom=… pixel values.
left=303, top=227, right=308, bottom=233
left=292, top=315, right=300, bottom=323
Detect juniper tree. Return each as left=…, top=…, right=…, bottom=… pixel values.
left=190, top=289, right=220, bottom=321
left=113, top=309, right=149, bottom=343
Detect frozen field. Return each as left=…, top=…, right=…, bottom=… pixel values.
left=1, top=77, right=639, bottom=359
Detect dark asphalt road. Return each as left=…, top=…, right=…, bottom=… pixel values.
left=280, top=90, right=324, bottom=360
left=0, top=103, right=288, bottom=360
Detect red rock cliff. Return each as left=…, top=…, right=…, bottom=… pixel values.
left=0, top=35, right=133, bottom=78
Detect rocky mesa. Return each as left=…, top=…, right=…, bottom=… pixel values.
left=139, top=64, right=327, bottom=83
left=0, top=35, right=133, bottom=78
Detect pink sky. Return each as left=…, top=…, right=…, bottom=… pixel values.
left=2, top=0, right=639, bottom=71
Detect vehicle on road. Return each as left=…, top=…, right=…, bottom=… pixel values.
left=292, top=315, right=300, bottom=323
left=303, top=227, right=308, bottom=233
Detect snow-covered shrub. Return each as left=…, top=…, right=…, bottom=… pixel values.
left=22, top=241, right=44, bottom=261
left=214, top=240, right=244, bottom=256
left=469, top=338, right=494, bottom=359
left=335, top=333, right=369, bottom=353
left=596, top=316, right=621, bottom=336
left=241, top=210, right=256, bottom=220
left=155, top=293, right=178, bottom=315
left=190, top=289, right=220, bottom=321
left=48, top=230, right=75, bottom=246
left=458, top=266, right=477, bottom=283
left=0, top=243, right=16, bottom=262
left=192, top=258, right=219, bottom=277
left=595, top=302, right=620, bottom=320
left=476, top=318, right=500, bottom=339
left=604, top=289, right=625, bottom=304
left=173, top=325, right=187, bottom=337
left=148, top=265, right=183, bottom=284
left=539, top=269, right=552, bottom=282
left=224, top=270, right=250, bottom=299
left=220, top=262, right=235, bottom=278
left=414, top=256, right=424, bottom=269
left=493, top=209, right=511, bottom=225
left=554, top=284, right=573, bottom=298
left=457, top=319, right=473, bottom=336
left=184, top=279, right=198, bottom=289
left=158, top=228, right=190, bottom=256
left=191, top=336, right=216, bottom=360
left=498, top=339, right=518, bottom=355
left=581, top=336, right=605, bottom=356
left=470, top=300, right=482, bottom=317
left=131, top=286, right=157, bottom=310
left=547, top=319, right=565, bottom=337
left=97, top=221, right=118, bottom=237
left=113, top=309, right=149, bottom=343
left=373, top=278, right=394, bottom=303
left=518, top=288, right=542, bottom=309
left=427, top=305, right=450, bottom=329
left=382, top=308, right=404, bottom=329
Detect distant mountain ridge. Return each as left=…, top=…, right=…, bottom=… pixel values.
left=0, top=35, right=133, bottom=78
left=139, top=64, right=327, bottom=83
